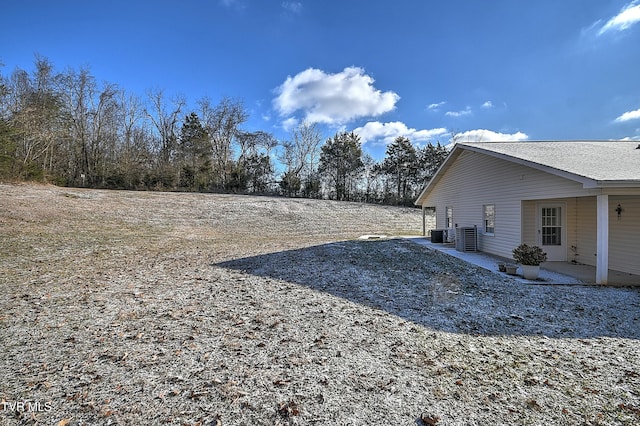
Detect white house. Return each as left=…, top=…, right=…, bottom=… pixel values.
left=415, top=141, right=640, bottom=285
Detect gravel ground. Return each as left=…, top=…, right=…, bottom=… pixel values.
left=1, top=183, right=639, bottom=426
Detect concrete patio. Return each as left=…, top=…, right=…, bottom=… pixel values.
left=405, top=236, right=640, bottom=286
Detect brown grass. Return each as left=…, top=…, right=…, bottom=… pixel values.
left=1, top=184, right=639, bottom=425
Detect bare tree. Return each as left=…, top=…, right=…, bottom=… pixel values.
left=143, top=89, right=185, bottom=189
left=145, top=88, right=185, bottom=166
left=235, top=130, right=278, bottom=193
left=7, top=57, right=64, bottom=179
left=91, top=84, right=119, bottom=186
left=198, top=96, right=247, bottom=189
left=57, top=67, right=120, bottom=186
left=278, top=121, right=323, bottom=195
left=114, top=89, right=149, bottom=188
left=236, top=130, right=277, bottom=162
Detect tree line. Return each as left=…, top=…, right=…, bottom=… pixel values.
left=0, top=57, right=448, bottom=205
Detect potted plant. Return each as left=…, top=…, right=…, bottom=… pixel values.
left=505, top=264, right=519, bottom=275
left=512, top=243, right=547, bottom=280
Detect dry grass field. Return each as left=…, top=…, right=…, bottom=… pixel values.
left=1, top=183, right=639, bottom=425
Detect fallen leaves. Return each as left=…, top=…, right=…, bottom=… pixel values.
left=273, top=378, right=291, bottom=387
left=526, top=399, right=543, bottom=411
left=619, top=404, right=640, bottom=416
left=277, top=400, right=300, bottom=418
left=2, top=185, right=640, bottom=425
left=420, top=413, right=440, bottom=425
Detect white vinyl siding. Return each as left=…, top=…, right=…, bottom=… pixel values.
left=424, top=150, right=598, bottom=259
left=609, top=195, right=640, bottom=275
left=523, top=196, right=640, bottom=275
left=563, top=195, right=640, bottom=276
left=523, top=198, right=579, bottom=262
left=575, top=197, right=597, bottom=267
left=521, top=201, right=537, bottom=246
left=419, top=146, right=640, bottom=277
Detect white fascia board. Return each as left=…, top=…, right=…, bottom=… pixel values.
left=586, top=180, right=640, bottom=189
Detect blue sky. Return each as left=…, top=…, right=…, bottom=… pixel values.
left=2, top=0, right=640, bottom=160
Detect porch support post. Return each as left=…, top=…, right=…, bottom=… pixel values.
left=422, top=206, right=426, bottom=236
left=596, top=194, right=609, bottom=285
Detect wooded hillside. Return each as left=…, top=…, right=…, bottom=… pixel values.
left=0, top=57, right=448, bottom=205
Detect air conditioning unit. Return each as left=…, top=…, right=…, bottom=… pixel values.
left=430, top=229, right=445, bottom=243
left=455, top=226, right=477, bottom=252
left=446, top=227, right=456, bottom=243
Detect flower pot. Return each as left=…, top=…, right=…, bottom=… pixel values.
left=521, top=264, right=540, bottom=280
left=505, top=265, right=518, bottom=275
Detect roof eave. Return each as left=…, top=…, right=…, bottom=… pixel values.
left=584, top=180, right=640, bottom=189
left=415, top=142, right=640, bottom=205
left=414, top=145, right=463, bottom=205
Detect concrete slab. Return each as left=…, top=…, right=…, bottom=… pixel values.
left=542, top=261, right=640, bottom=286
left=404, top=236, right=585, bottom=285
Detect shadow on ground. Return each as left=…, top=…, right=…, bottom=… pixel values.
left=215, top=238, right=640, bottom=339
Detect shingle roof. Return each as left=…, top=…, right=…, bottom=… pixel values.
left=415, top=140, right=640, bottom=205
left=460, top=141, right=640, bottom=182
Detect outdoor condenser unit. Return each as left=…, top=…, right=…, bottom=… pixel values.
left=455, top=226, right=478, bottom=252
left=446, top=227, right=456, bottom=243
left=430, top=229, right=445, bottom=243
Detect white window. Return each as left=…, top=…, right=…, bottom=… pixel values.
left=541, top=207, right=561, bottom=245
left=483, top=204, right=495, bottom=234
left=445, top=206, right=453, bottom=228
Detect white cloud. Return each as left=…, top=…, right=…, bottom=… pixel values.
left=427, top=101, right=446, bottom=110
left=273, top=67, right=400, bottom=125
left=481, top=101, right=493, bottom=109
left=282, top=1, right=302, bottom=14
left=219, top=0, right=247, bottom=11
left=220, top=0, right=239, bottom=7
left=614, top=108, right=640, bottom=122
left=445, top=107, right=472, bottom=117
left=452, top=129, right=529, bottom=143
left=598, top=1, right=640, bottom=35
left=354, top=121, right=448, bottom=145
left=281, top=117, right=299, bottom=132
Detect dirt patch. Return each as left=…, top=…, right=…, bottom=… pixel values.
left=1, top=184, right=639, bottom=425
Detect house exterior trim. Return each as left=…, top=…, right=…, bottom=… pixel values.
left=415, top=141, right=640, bottom=281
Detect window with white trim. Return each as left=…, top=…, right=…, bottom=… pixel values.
left=483, top=204, right=495, bottom=235
left=445, top=206, right=453, bottom=228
